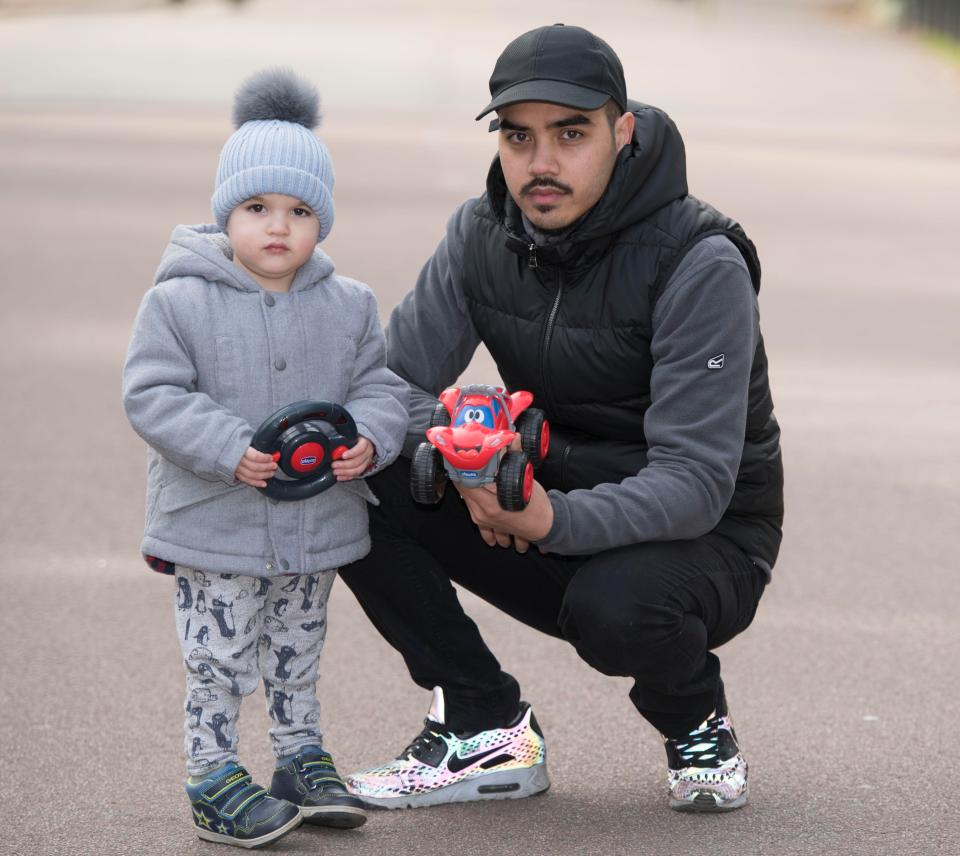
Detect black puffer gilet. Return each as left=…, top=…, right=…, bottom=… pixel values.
left=461, top=103, right=783, bottom=567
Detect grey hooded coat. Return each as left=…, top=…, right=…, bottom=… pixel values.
left=122, top=224, right=409, bottom=576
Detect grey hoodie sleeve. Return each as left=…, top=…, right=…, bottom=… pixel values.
left=343, top=288, right=411, bottom=474
left=386, top=199, right=483, bottom=456
left=122, top=285, right=253, bottom=484
left=537, top=235, right=758, bottom=555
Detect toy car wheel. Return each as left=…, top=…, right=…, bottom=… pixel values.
left=515, top=408, right=549, bottom=466
left=497, top=451, right=533, bottom=511
left=411, top=442, right=448, bottom=504
left=429, top=402, right=451, bottom=428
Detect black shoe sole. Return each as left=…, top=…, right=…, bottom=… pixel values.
left=301, top=804, right=367, bottom=828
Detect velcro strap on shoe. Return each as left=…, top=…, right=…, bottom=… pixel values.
left=201, top=767, right=252, bottom=801
left=221, top=784, right=267, bottom=818
left=306, top=774, right=343, bottom=788
left=200, top=767, right=268, bottom=817
left=303, top=758, right=343, bottom=787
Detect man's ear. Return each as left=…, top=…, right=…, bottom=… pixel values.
left=615, top=111, right=635, bottom=151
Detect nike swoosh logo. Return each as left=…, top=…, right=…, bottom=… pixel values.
left=446, top=743, right=512, bottom=773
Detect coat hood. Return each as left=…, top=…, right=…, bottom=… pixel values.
left=153, top=223, right=336, bottom=291
left=485, top=101, right=689, bottom=272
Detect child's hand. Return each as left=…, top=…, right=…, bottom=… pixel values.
left=235, top=447, right=278, bottom=488
left=332, top=437, right=374, bottom=481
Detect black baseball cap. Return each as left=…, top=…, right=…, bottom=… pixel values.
left=476, top=23, right=627, bottom=121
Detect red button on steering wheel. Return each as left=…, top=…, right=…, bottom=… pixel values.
left=291, top=442, right=325, bottom=473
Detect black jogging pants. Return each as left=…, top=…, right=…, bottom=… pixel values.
left=339, top=457, right=767, bottom=738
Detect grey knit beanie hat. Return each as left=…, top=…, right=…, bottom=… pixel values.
left=212, top=68, right=334, bottom=241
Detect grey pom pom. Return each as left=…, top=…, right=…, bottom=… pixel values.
left=232, top=68, right=320, bottom=129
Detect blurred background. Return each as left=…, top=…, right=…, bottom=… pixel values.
left=0, top=1, right=958, bottom=854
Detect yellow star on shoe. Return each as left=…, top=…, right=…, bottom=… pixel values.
left=217, top=822, right=229, bottom=834
left=193, top=809, right=211, bottom=829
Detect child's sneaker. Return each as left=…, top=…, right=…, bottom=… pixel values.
left=664, top=705, right=749, bottom=812
left=186, top=762, right=301, bottom=848
left=270, top=747, right=366, bottom=828
left=345, top=686, right=550, bottom=809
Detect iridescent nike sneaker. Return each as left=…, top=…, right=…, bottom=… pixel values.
left=345, top=687, right=550, bottom=809
left=664, top=705, right=748, bottom=812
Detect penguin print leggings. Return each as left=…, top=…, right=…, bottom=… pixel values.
left=174, top=566, right=336, bottom=777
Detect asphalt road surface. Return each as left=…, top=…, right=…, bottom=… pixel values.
left=1, top=2, right=958, bottom=854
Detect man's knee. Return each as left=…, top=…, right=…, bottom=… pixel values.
left=365, top=458, right=414, bottom=527
left=364, top=457, right=457, bottom=544
left=340, top=460, right=417, bottom=586
left=560, top=565, right=700, bottom=679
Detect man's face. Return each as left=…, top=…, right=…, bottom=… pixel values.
left=497, top=101, right=634, bottom=232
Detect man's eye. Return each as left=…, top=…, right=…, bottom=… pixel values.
left=561, top=130, right=583, bottom=141
left=507, top=132, right=529, bottom=144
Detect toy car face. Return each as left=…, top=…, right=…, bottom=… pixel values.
left=453, top=395, right=509, bottom=431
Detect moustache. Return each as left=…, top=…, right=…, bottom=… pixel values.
left=521, top=179, right=572, bottom=196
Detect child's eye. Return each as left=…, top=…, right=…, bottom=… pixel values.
left=247, top=203, right=265, bottom=213
left=293, top=207, right=312, bottom=217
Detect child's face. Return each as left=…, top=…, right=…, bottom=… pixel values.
left=227, top=193, right=321, bottom=292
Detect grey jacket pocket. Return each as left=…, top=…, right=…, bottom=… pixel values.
left=160, top=474, right=244, bottom=513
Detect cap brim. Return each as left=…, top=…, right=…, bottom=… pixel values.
left=475, top=80, right=612, bottom=121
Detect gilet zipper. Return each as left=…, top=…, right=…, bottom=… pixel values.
left=539, top=268, right=564, bottom=416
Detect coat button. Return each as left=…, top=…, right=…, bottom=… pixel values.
left=265, top=561, right=274, bottom=571
left=264, top=293, right=275, bottom=307
left=280, top=559, right=290, bottom=570
left=274, top=357, right=286, bottom=371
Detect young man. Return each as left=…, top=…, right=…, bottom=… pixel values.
left=340, top=23, right=783, bottom=813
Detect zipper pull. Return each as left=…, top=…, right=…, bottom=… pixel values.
left=527, top=243, right=539, bottom=270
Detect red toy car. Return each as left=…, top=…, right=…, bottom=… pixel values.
left=410, top=384, right=549, bottom=511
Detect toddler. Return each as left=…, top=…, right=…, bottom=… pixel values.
left=122, top=69, right=408, bottom=848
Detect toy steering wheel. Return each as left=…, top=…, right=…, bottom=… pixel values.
left=250, top=400, right=358, bottom=502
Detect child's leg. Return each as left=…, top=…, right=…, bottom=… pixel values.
left=174, top=567, right=269, bottom=777
left=259, top=569, right=337, bottom=759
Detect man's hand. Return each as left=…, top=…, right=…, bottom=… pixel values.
left=235, top=447, right=277, bottom=488
left=332, top=437, right=375, bottom=481
left=458, top=479, right=553, bottom=552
